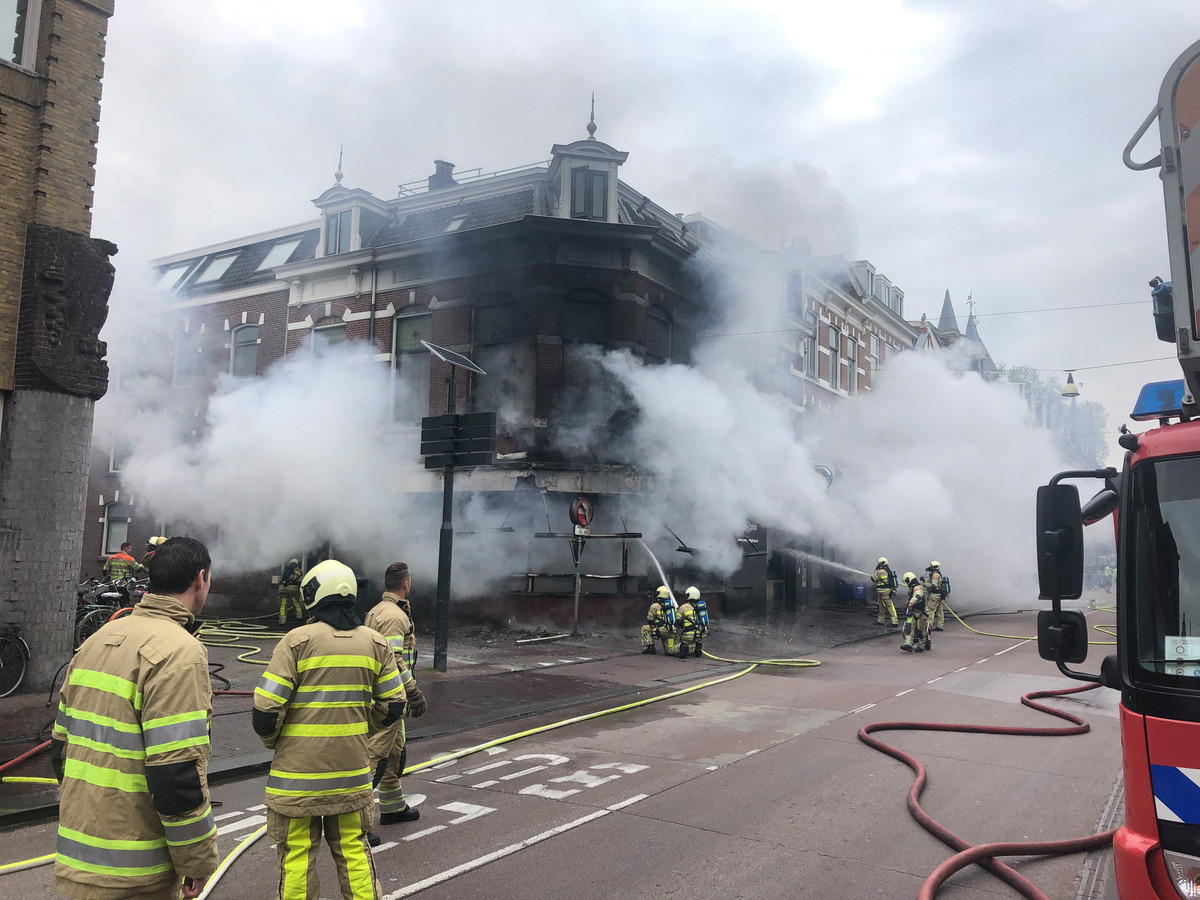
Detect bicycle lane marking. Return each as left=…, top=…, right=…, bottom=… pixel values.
left=383, top=793, right=648, bottom=900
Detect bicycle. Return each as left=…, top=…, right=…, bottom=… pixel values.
left=0, top=623, right=30, bottom=698
left=74, top=578, right=145, bottom=648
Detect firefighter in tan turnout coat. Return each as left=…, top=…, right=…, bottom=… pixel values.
left=51, top=536, right=219, bottom=900
left=253, top=560, right=406, bottom=900
left=364, top=562, right=427, bottom=845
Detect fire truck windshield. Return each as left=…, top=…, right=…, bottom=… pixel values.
left=1130, top=455, right=1200, bottom=686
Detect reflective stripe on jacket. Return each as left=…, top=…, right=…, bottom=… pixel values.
left=647, top=601, right=667, bottom=630
left=927, top=572, right=945, bottom=597
left=365, top=592, right=418, bottom=673
left=873, top=567, right=891, bottom=592
left=52, top=593, right=218, bottom=900
left=254, top=621, right=404, bottom=817
left=102, top=552, right=142, bottom=582
left=676, top=602, right=699, bottom=636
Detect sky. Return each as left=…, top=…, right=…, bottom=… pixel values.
left=89, top=2, right=1200, bottom=452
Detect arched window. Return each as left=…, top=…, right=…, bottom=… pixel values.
left=392, top=309, right=432, bottom=423
left=645, top=306, right=671, bottom=363
left=230, top=324, right=259, bottom=377
left=473, top=294, right=532, bottom=425
left=102, top=502, right=131, bottom=555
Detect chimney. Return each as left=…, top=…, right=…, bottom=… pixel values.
left=428, top=160, right=458, bottom=191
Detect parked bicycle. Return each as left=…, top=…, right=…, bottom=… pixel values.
left=0, top=623, right=30, bottom=698
left=74, top=577, right=145, bottom=648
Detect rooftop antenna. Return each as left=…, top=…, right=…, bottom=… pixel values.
left=587, top=92, right=597, bottom=140
left=334, top=146, right=344, bottom=184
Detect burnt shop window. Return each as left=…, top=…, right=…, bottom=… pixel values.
left=325, top=209, right=353, bottom=255
left=571, top=167, right=608, bottom=220
left=230, top=324, right=259, bottom=377
left=102, top=502, right=131, bottom=555
left=644, top=307, right=671, bottom=363
left=1129, top=455, right=1200, bottom=687
left=392, top=311, right=432, bottom=423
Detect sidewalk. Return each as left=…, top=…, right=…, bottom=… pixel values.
left=0, top=601, right=891, bottom=822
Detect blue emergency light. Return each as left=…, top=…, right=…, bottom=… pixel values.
left=1130, top=379, right=1187, bottom=421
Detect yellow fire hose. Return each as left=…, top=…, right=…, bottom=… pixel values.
left=0, top=776, right=59, bottom=874
left=944, top=604, right=1116, bottom=646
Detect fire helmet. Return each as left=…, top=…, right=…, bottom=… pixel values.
left=685, top=586, right=700, bottom=601
left=929, top=561, right=941, bottom=570
left=877, top=557, right=888, bottom=566
left=656, top=585, right=671, bottom=600
left=903, top=572, right=918, bottom=587
left=149, top=536, right=167, bottom=548
left=301, top=559, right=358, bottom=611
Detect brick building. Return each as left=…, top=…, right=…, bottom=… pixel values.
left=0, top=0, right=117, bottom=689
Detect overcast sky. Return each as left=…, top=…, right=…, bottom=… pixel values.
left=91, top=1, right=1200, bottom=449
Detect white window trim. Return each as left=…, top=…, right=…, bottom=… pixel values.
left=229, top=323, right=261, bottom=376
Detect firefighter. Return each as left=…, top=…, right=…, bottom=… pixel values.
left=872, top=557, right=899, bottom=627
left=139, top=535, right=167, bottom=571
left=277, top=556, right=305, bottom=627
left=691, top=586, right=710, bottom=656
left=925, top=561, right=950, bottom=631
left=253, top=559, right=405, bottom=900
left=901, top=572, right=931, bottom=653
left=102, top=540, right=143, bottom=581
left=675, top=587, right=702, bottom=658
left=51, top=536, right=219, bottom=900
left=364, top=562, right=427, bottom=844
left=640, top=585, right=675, bottom=655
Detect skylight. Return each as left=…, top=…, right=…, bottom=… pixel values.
left=155, top=263, right=192, bottom=292
left=257, top=238, right=302, bottom=271
left=443, top=216, right=468, bottom=233
left=193, top=254, right=238, bottom=284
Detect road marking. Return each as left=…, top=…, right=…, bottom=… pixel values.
left=995, top=641, right=1030, bottom=656
left=500, top=766, right=547, bottom=780
left=745, top=749, right=760, bottom=756
left=850, top=703, right=876, bottom=714
left=384, top=796, right=644, bottom=899
left=403, top=825, right=446, bottom=842
left=975, top=659, right=989, bottom=666
left=538, top=662, right=555, bottom=667
left=216, top=814, right=266, bottom=836
left=592, top=763, right=650, bottom=775
left=895, top=689, right=913, bottom=697
left=472, top=780, right=499, bottom=788
left=557, top=659, right=574, bottom=664
left=435, top=774, right=463, bottom=782
left=607, top=794, right=648, bottom=811
left=372, top=841, right=399, bottom=854
left=214, top=810, right=245, bottom=821
left=463, top=760, right=512, bottom=776
left=706, top=766, right=718, bottom=770
left=248, top=804, right=266, bottom=811
left=926, top=676, right=943, bottom=684
left=954, top=667, right=968, bottom=672
left=441, top=802, right=495, bottom=824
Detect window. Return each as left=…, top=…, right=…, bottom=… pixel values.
left=869, top=335, right=880, bottom=373
left=803, top=335, right=815, bottom=377
left=392, top=312, right=432, bottom=423
left=325, top=210, right=353, bottom=255
left=155, top=263, right=193, bottom=293
left=443, top=216, right=468, bottom=233
left=174, top=332, right=202, bottom=388
left=563, top=291, right=612, bottom=343
left=102, top=502, right=131, bottom=555
left=828, top=325, right=840, bottom=390
left=193, top=254, right=237, bottom=285
left=4, top=0, right=40, bottom=69
left=257, top=238, right=301, bottom=271
left=109, top=441, right=131, bottom=474
left=645, top=308, right=671, bottom=363
left=846, top=336, right=857, bottom=395
left=313, top=323, right=346, bottom=356
left=230, top=324, right=259, bottom=377
left=570, top=167, right=608, bottom=220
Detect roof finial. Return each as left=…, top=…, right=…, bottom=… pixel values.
left=967, top=289, right=975, bottom=316
left=586, top=92, right=597, bottom=139
left=335, top=146, right=344, bottom=184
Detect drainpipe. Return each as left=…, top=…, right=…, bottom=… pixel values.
left=367, top=261, right=378, bottom=347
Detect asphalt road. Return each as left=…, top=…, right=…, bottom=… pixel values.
left=1, top=610, right=1123, bottom=899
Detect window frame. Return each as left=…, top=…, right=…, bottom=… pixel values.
left=256, top=238, right=302, bottom=272
left=102, top=501, right=131, bottom=556
left=391, top=310, right=433, bottom=423
left=325, top=209, right=354, bottom=255
left=312, top=322, right=347, bottom=356
left=192, top=253, right=238, bottom=285
left=846, top=335, right=858, bottom=395
left=5, top=0, right=41, bottom=70
left=570, top=166, right=608, bottom=221
left=230, top=324, right=260, bottom=377
left=828, top=325, right=841, bottom=390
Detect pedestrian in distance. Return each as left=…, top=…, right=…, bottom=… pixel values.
left=364, top=562, right=427, bottom=846
left=901, top=572, right=932, bottom=653
left=872, top=557, right=899, bottom=628
left=51, top=536, right=219, bottom=900
left=675, top=586, right=704, bottom=658
left=253, top=559, right=406, bottom=900
left=640, top=585, right=676, bottom=655
left=277, top=556, right=305, bottom=627
left=102, top=540, right=143, bottom=581
left=925, top=561, right=950, bottom=631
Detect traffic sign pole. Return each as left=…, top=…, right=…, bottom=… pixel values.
left=433, top=368, right=456, bottom=673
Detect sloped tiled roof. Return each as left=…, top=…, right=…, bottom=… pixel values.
left=369, top=187, right=545, bottom=248
left=156, top=229, right=319, bottom=297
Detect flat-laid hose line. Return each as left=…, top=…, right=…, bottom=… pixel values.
left=945, top=603, right=1115, bottom=646
left=858, top=681, right=1116, bottom=900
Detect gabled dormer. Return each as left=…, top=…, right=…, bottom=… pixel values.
left=547, top=109, right=628, bottom=225
left=312, top=162, right=391, bottom=257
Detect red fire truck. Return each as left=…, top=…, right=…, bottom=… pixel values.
left=1036, top=38, right=1200, bottom=900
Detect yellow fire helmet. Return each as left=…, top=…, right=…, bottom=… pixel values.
left=301, top=559, right=358, bottom=610
left=877, top=557, right=888, bottom=566
left=685, top=586, right=700, bottom=601
left=150, top=536, right=168, bottom=547
left=656, top=585, right=671, bottom=600
left=929, top=561, right=941, bottom=570
left=903, top=572, right=918, bottom=587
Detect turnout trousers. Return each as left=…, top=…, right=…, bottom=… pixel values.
left=367, top=717, right=408, bottom=818
left=278, top=587, right=304, bottom=625
left=927, top=594, right=944, bottom=629
left=876, top=589, right=898, bottom=625
left=266, top=808, right=381, bottom=900
left=640, top=624, right=674, bottom=653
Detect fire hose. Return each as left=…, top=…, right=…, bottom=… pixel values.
left=858, top=681, right=1117, bottom=899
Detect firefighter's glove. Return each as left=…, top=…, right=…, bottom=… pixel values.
left=406, top=683, right=427, bottom=718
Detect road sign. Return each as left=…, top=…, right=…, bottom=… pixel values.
left=569, top=496, right=593, bottom=529
left=425, top=451, right=493, bottom=469
left=573, top=524, right=590, bottom=537
left=419, top=436, right=496, bottom=456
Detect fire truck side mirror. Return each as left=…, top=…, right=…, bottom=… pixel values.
left=1037, top=610, right=1089, bottom=664
left=1036, top=484, right=1084, bottom=601
left=1099, top=653, right=1121, bottom=690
